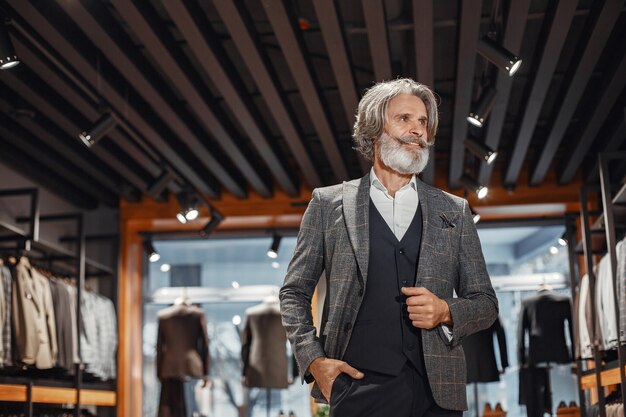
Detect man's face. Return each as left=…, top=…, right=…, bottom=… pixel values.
left=375, top=94, right=432, bottom=175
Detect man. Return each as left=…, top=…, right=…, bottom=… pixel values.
left=280, top=78, right=498, bottom=417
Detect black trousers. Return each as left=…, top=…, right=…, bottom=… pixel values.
left=329, top=362, right=463, bottom=417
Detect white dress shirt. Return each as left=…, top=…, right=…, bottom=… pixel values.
left=369, top=168, right=453, bottom=340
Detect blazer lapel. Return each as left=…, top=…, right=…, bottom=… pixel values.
left=415, top=179, right=440, bottom=286
left=343, top=174, right=370, bottom=287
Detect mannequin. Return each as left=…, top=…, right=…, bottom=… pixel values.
left=156, top=295, right=210, bottom=417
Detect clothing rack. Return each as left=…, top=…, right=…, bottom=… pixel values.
left=0, top=188, right=117, bottom=417
left=573, top=152, right=626, bottom=417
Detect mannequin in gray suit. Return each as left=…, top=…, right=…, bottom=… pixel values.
left=280, top=78, right=498, bottom=417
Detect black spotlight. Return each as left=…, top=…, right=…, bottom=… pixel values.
left=199, top=210, right=224, bottom=238
left=464, top=138, right=498, bottom=165
left=0, top=21, right=19, bottom=70
left=470, top=207, right=481, bottom=224
left=558, top=233, right=568, bottom=247
left=460, top=174, right=488, bottom=200
left=176, top=192, right=199, bottom=224
left=143, top=240, right=160, bottom=263
left=476, top=36, right=522, bottom=76
left=78, top=113, right=116, bottom=147
left=267, top=235, right=281, bottom=259
left=467, top=87, right=497, bottom=128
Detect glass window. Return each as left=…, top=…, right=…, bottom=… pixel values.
left=142, top=237, right=311, bottom=417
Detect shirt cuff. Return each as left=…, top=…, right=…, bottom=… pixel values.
left=441, top=324, right=453, bottom=341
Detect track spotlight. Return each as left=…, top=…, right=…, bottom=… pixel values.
left=267, top=235, right=282, bottom=259
left=464, top=138, right=498, bottom=165
left=558, top=234, right=567, bottom=247
left=199, top=210, right=224, bottom=238
left=79, top=113, right=116, bottom=147
left=471, top=207, right=481, bottom=224
left=176, top=192, right=199, bottom=224
left=460, top=174, right=488, bottom=199
left=144, top=240, right=160, bottom=263
left=476, top=35, right=522, bottom=76
left=0, top=21, right=19, bottom=70
left=467, top=87, right=497, bottom=128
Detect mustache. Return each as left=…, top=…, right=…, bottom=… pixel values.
left=390, top=134, right=433, bottom=148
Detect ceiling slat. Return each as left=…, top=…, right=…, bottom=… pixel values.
left=213, top=1, right=322, bottom=189
left=116, top=0, right=281, bottom=197
left=7, top=0, right=220, bottom=198
left=477, top=0, right=531, bottom=186
left=313, top=0, right=369, bottom=175
left=51, top=0, right=246, bottom=198
left=586, top=109, right=626, bottom=183
left=262, top=0, right=350, bottom=182
left=503, top=0, right=577, bottom=187
left=413, top=0, right=435, bottom=185
left=448, top=0, right=482, bottom=189
left=559, top=54, right=626, bottom=184
left=362, top=0, right=392, bottom=82
left=530, top=0, right=623, bottom=185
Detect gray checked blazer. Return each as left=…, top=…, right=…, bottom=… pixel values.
left=280, top=173, right=498, bottom=410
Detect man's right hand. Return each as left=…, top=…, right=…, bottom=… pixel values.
left=308, top=357, right=364, bottom=401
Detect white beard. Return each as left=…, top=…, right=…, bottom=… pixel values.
left=377, top=132, right=431, bottom=175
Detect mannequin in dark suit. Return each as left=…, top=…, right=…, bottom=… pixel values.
left=462, top=316, right=508, bottom=383
left=156, top=300, right=210, bottom=417
left=517, top=289, right=573, bottom=417
left=241, top=296, right=289, bottom=388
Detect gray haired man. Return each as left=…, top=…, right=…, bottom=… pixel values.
left=280, top=78, right=498, bottom=417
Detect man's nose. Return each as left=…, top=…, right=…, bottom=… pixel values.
left=409, top=123, right=425, bottom=138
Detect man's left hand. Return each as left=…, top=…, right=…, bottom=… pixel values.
left=401, top=286, right=452, bottom=329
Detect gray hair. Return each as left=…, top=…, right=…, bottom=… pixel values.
left=352, top=78, right=439, bottom=161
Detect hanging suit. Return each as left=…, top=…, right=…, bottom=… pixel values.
left=12, top=257, right=57, bottom=369
left=241, top=300, right=289, bottom=388
left=462, top=316, right=508, bottom=383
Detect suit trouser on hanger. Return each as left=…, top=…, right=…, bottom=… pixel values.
left=330, top=362, right=463, bottom=417
left=519, top=367, right=551, bottom=417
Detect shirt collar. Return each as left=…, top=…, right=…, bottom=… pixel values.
left=370, top=167, right=417, bottom=194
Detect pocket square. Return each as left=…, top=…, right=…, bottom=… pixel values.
left=439, top=213, right=457, bottom=228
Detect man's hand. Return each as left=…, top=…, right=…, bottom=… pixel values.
left=401, top=286, right=452, bottom=329
left=308, top=357, right=364, bottom=401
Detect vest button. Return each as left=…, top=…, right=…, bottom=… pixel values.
left=358, top=288, right=363, bottom=296
left=402, top=280, right=408, bottom=285
left=344, top=322, right=352, bottom=332
left=399, top=249, right=405, bottom=254
left=407, top=343, right=415, bottom=351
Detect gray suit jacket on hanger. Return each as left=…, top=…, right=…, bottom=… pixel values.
left=280, top=173, right=498, bottom=410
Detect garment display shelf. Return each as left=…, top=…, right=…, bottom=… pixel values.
left=0, top=187, right=118, bottom=417
left=572, top=152, right=626, bottom=417
left=0, top=383, right=116, bottom=406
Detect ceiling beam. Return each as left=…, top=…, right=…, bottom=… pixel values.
left=559, top=52, right=626, bottom=184
left=531, top=0, right=623, bottom=186
left=213, top=1, right=322, bottom=189
left=6, top=0, right=220, bottom=198
left=413, top=0, right=435, bottom=185
left=362, top=0, right=392, bottom=82
left=313, top=0, right=369, bottom=175
left=448, top=0, right=482, bottom=189
left=0, top=137, right=99, bottom=210
left=115, top=0, right=279, bottom=197
left=0, top=71, right=149, bottom=194
left=503, top=0, right=577, bottom=187
left=12, top=35, right=164, bottom=184
left=261, top=0, right=349, bottom=182
left=477, top=0, right=531, bottom=186
left=0, top=113, right=118, bottom=207
left=586, top=109, right=626, bottom=183
left=50, top=0, right=246, bottom=198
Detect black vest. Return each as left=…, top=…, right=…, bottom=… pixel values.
left=342, top=199, right=425, bottom=376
